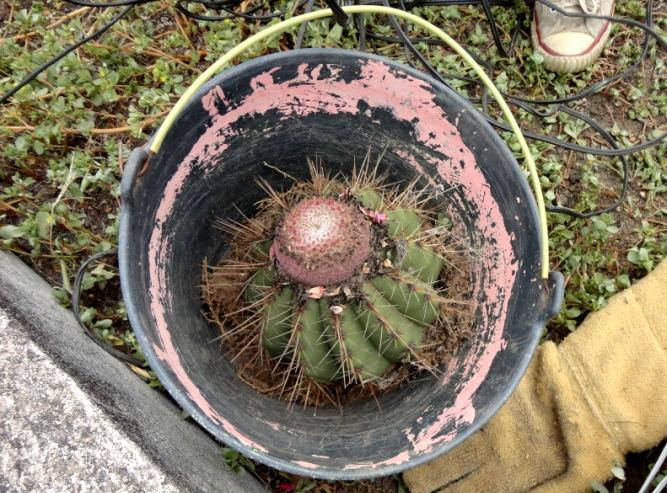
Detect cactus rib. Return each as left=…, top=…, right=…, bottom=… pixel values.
left=360, top=282, right=424, bottom=359
left=400, top=243, right=443, bottom=284
left=370, top=275, right=438, bottom=326
left=244, top=267, right=275, bottom=303
left=295, top=300, right=339, bottom=382
left=386, top=208, right=423, bottom=239
left=261, top=287, right=294, bottom=357
left=337, top=305, right=391, bottom=382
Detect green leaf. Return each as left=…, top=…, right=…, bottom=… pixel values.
left=616, top=274, right=631, bottom=288
left=80, top=307, right=97, bottom=324
left=91, top=263, right=117, bottom=280
left=52, top=287, right=69, bottom=305
left=296, top=480, right=317, bottom=492
left=327, top=23, right=343, bottom=43
left=106, top=334, right=125, bottom=346
left=611, top=465, right=626, bottom=481
left=531, top=51, right=544, bottom=65
left=94, top=319, right=113, bottom=329
left=15, top=135, right=28, bottom=151
left=32, top=140, right=45, bottom=155
left=627, top=247, right=654, bottom=270
left=221, top=447, right=242, bottom=472
left=0, top=225, right=24, bottom=239
left=35, top=211, right=52, bottom=239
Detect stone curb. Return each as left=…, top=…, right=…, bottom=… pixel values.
left=0, top=251, right=266, bottom=493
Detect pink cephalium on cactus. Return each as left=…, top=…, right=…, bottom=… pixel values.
left=273, top=197, right=371, bottom=286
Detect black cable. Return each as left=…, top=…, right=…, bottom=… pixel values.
left=361, top=0, right=514, bottom=56
left=295, top=0, right=316, bottom=49
left=72, top=249, right=146, bottom=367
left=507, top=12, right=524, bottom=56
left=509, top=0, right=655, bottom=105
left=175, top=0, right=309, bottom=22
left=356, top=11, right=367, bottom=52
left=479, top=0, right=508, bottom=56
left=324, top=0, right=351, bottom=26
left=3, top=0, right=664, bottom=218
left=0, top=5, right=134, bottom=105
left=382, top=0, right=452, bottom=86
left=379, top=0, right=662, bottom=109
left=375, top=0, right=665, bottom=217
left=544, top=105, right=629, bottom=218
left=377, top=0, right=631, bottom=217
left=62, top=0, right=306, bottom=22
left=485, top=115, right=667, bottom=157
left=367, top=32, right=484, bottom=84
left=359, top=0, right=513, bottom=6
left=364, top=31, right=493, bottom=72
left=365, top=0, right=662, bottom=110
left=62, top=0, right=151, bottom=6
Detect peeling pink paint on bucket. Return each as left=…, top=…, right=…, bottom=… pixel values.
left=119, top=49, right=563, bottom=480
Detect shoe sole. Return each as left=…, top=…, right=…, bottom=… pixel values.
left=530, top=21, right=612, bottom=73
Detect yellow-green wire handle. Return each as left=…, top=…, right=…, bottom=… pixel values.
left=149, top=5, right=550, bottom=279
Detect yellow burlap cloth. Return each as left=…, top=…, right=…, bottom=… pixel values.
left=404, top=259, right=667, bottom=493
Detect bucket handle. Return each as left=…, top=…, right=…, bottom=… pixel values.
left=146, top=6, right=551, bottom=280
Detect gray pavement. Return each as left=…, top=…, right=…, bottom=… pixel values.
left=0, top=251, right=265, bottom=493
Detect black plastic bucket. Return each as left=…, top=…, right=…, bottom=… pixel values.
left=119, top=48, right=563, bottom=479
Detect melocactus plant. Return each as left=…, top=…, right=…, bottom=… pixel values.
left=203, top=161, right=469, bottom=403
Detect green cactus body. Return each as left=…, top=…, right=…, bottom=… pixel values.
left=296, top=300, right=339, bottom=382
left=360, top=282, right=424, bottom=355
left=249, top=239, right=272, bottom=261
left=355, top=301, right=406, bottom=363
left=401, top=243, right=443, bottom=284
left=386, top=209, right=422, bottom=238
left=338, top=305, right=391, bottom=382
left=244, top=267, right=275, bottom=303
left=261, top=287, right=294, bottom=357
left=250, top=193, right=445, bottom=383
left=370, top=275, right=438, bottom=326
left=357, top=188, right=383, bottom=210
left=319, top=299, right=342, bottom=362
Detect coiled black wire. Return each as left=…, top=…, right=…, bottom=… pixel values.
left=355, top=0, right=664, bottom=217
left=1, top=0, right=665, bottom=218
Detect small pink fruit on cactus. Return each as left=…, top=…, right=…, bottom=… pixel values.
left=273, top=198, right=371, bottom=286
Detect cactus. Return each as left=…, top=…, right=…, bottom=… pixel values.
left=244, top=267, right=275, bottom=303
left=205, top=163, right=456, bottom=401
left=233, top=186, right=445, bottom=385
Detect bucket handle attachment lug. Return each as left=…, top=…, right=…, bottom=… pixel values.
left=543, top=271, right=565, bottom=321
left=121, top=147, right=150, bottom=205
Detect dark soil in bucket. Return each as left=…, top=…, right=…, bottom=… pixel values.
left=201, top=159, right=474, bottom=408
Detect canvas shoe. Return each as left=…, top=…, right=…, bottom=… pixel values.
left=531, top=0, right=614, bottom=73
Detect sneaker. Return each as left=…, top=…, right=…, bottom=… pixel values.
left=531, top=0, right=614, bottom=73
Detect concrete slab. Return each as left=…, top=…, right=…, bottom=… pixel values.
left=0, top=309, right=183, bottom=492
left=0, top=251, right=266, bottom=493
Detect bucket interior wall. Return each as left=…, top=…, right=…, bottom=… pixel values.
left=120, top=49, right=553, bottom=478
